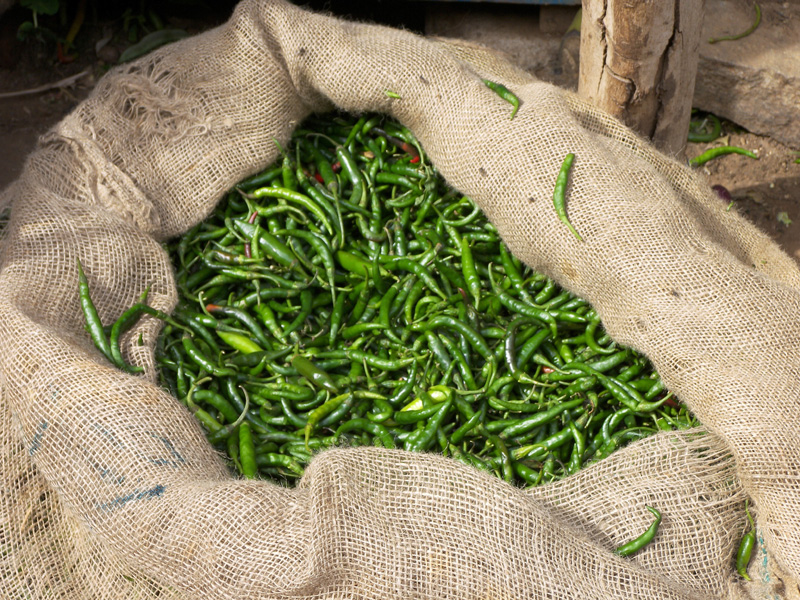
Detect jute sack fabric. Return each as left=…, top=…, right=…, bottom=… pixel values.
left=0, top=0, right=798, bottom=597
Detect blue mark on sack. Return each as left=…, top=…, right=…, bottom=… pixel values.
left=90, top=424, right=186, bottom=470
left=28, top=421, right=49, bottom=455
left=146, top=432, right=186, bottom=468
left=91, top=423, right=125, bottom=449
left=85, top=454, right=126, bottom=486
left=96, top=484, right=166, bottom=512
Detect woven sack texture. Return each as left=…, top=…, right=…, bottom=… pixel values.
left=1, top=0, right=799, bottom=597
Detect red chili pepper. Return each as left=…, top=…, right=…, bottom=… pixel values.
left=248, top=211, right=258, bottom=224
left=400, top=142, right=418, bottom=158
left=314, top=173, right=325, bottom=184
left=663, top=395, right=681, bottom=409
left=244, top=243, right=251, bottom=258
left=331, top=161, right=342, bottom=173
left=56, top=42, right=76, bottom=64
left=372, top=127, right=420, bottom=161
left=541, top=366, right=554, bottom=374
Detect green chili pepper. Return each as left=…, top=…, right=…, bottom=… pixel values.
left=687, top=113, right=722, bottom=143
left=77, top=259, right=115, bottom=364
left=244, top=186, right=334, bottom=235
left=108, top=303, right=182, bottom=373
left=689, top=145, right=759, bottom=167
left=488, top=267, right=558, bottom=338
left=405, top=399, right=452, bottom=452
left=291, top=355, right=339, bottom=394
left=181, top=333, right=237, bottom=378
left=460, top=237, right=481, bottom=307
left=709, top=2, right=760, bottom=43
left=736, top=500, right=756, bottom=581
left=150, top=110, right=691, bottom=490
left=553, top=152, right=582, bottom=241
left=216, top=330, right=263, bottom=355
left=499, top=397, right=584, bottom=439
left=304, top=392, right=352, bottom=446
left=615, top=506, right=662, bottom=557
left=275, top=228, right=337, bottom=305
left=229, top=222, right=306, bottom=281
left=482, top=79, right=520, bottom=119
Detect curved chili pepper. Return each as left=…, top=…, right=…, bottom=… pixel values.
left=709, top=2, right=760, bottom=43
left=482, top=79, right=520, bottom=119
left=615, top=506, right=662, bottom=557
left=553, top=152, right=582, bottom=241
left=243, top=186, right=334, bottom=235
left=689, top=146, right=759, bottom=167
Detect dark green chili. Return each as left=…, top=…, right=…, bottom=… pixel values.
left=243, top=186, right=334, bottom=235
left=405, top=399, right=452, bottom=452
left=460, top=237, right=481, bottom=306
left=291, top=355, right=339, bottom=394
left=108, top=303, right=183, bottom=373
left=380, top=256, right=447, bottom=300
left=205, top=303, right=272, bottom=349
left=687, top=113, right=722, bottom=143
left=488, top=267, right=558, bottom=338
left=334, top=418, right=395, bottom=448
left=499, top=397, right=584, bottom=439
left=181, top=334, right=237, bottom=378
left=231, top=220, right=301, bottom=271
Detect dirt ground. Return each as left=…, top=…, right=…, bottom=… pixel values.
left=1, top=3, right=798, bottom=267
left=688, top=131, right=800, bottom=265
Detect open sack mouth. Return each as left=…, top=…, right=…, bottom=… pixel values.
left=1, top=0, right=798, bottom=598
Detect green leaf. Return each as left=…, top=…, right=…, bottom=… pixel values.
left=777, top=212, right=792, bottom=227
left=118, top=29, right=189, bottom=63
left=16, top=21, right=35, bottom=41
left=20, top=0, right=59, bottom=15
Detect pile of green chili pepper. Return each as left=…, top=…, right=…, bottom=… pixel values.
left=82, top=112, right=699, bottom=486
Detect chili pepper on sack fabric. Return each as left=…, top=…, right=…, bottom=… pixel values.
left=615, top=506, right=662, bottom=557
left=77, top=259, right=115, bottom=365
left=482, top=79, right=520, bottom=119
left=553, top=152, right=583, bottom=242
left=83, top=112, right=699, bottom=485
left=736, top=500, right=756, bottom=581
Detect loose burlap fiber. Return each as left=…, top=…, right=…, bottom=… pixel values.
left=1, top=0, right=798, bottom=597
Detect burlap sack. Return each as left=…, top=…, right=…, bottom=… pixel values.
left=1, top=0, right=798, bottom=597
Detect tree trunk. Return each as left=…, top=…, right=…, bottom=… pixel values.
left=578, top=0, right=704, bottom=157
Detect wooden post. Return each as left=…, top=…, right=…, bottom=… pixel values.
left=578, top=0, right=705, bottom=157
